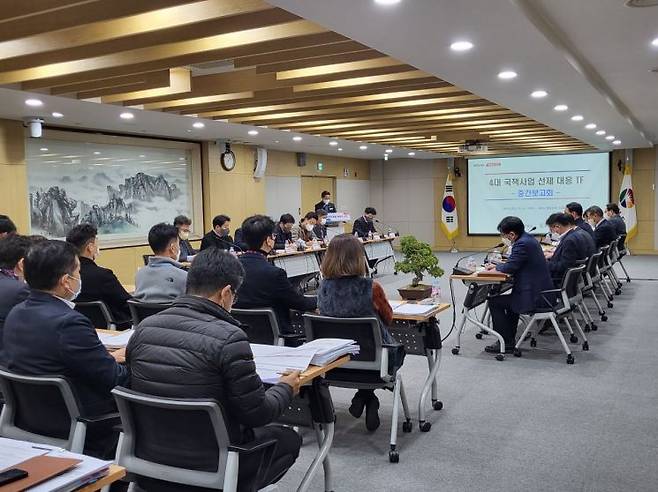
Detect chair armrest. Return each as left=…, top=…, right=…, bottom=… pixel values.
left=76, top=412, right=120, bottom=424
left=228, top=438, right=278, bottom=492
left=540, top=288, right=562, bottom=294
left=280, top=333, right=305, bottom=341
left=228, top=438, right=277, bottom=455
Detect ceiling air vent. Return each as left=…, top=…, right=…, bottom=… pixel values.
left=625, top=0, right=658, bottom=7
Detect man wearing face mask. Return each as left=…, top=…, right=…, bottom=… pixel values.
left=315, top=190, right=337, bottom=214
left=235, top=215, right=317, bottom=334
left=483, top=216, right=553, bottom=354
left=3, top=240, right=128, bottom=457
left=544, top=213, right=595, bottom=287
left=174, top=215, right=196, bottom=261
left=585, top=205, right=617, bottom=249
left=66, top=224, right=132, bottom=330
left=352, top=207, right=378, bottom=239
left=200, top=214, right=234, bottom=251
left=314, top=209, right=328, bottom=242
left=134, top=223, right=187, bottom=303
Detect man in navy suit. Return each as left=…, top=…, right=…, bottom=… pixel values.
left=565, top=202, right=595, bottom=241
left=586, top=205, right=617, bottom=249
left=235, top=215, right=317, bottom=334
left=3, top=240, right=128, bottom=456
left=545, top=213, right=595, bottom=287
left=484, top=216, right=553, bottom=353
left=352, top=207, right=378, bottom=239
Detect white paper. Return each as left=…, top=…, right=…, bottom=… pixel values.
left=250, top=344, right=316, bottom=374
left=98, top=329, right=134, bottom=348
left=388, top=300, right=405, bottom=308
left=0, top=438, right=50, bottom=471
left=393, top=304, right=437, bottom=315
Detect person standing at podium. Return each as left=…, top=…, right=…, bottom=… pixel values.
left=484, top=216, right=553, bottom=353
left=315, top=190, right=336, bottom=214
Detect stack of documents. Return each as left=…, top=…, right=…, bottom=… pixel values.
left=300, top=338, right=360, bottom=366
left=97, top=329, right=134, bottom=348
left=388, top=301, right=438, bottom=316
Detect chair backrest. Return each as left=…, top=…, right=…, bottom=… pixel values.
left=142, top=254, right=152, bottom=266
left=0, top=368, right=84, bottom=450
left=303, top=314, right=382, bottom=373
left=75, top=300, right=115, bottom=330
left=112, top=387, right=231, bottom=489
left=597, top=245, right=610, bottom=269
left=618, top=233, right=627, bottom=253
left=231, top=308, right=280, bottom=345
left=128, top=299, right=172, bottom=326
left=560, top=265, right=586, bottom=305
left=586, top=251, right=602, bottom=282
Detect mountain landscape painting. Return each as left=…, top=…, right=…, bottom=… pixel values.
left=27, top=139, right=193, bottom=241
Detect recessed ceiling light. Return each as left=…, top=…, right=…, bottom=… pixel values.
left=329, top=141, right=338, bottom=146
left=40, top=147, right=48, bottom=151
left=595, top=130, right=606, bottom=135
left=374, top=0, right=401, bottom=5
left=292, top=136, right=302, bottom=142
left=93, top=151, right=101, bottom=155
left=571, top=115, right=584, bottom=121
left=248, top=129, right=259, bottom=136
left=408, top=152, right=416, bottom=156
left=51, top=112, right=64, bottom=118
left=179, top=157, right=185, bottom=161
left=119, top=112, right=134, bottom=120
left=385, top=149, right=393, bottom=153
left=274, top=140, right=280, bottom=144
left=605, top=135, right=615, bottom=140
left=192, top=121, right=205, bottom=129
left=359, top=145, right=368, bottom=150
left=450, top=40, right=474, bottom=52
left=553, top=104, right=568, bottom=111
left=25, top=98, right=43, bottom=107
left=139, top=154, right=145, bottom=158
left=338, top=148, right=343, bottom=151
left=652, top=37, right=658, bottom=47
left=498, top=70, right=517, bottom=80
left=613, top=140, right=622, bottom=145
left=530, top=90, right=548, bottom=98
left=585, top=123, right=597, bottom=129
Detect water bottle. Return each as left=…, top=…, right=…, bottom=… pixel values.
left=431, top=279, right=442, bottom=303
left=387, top=227, right=393, bottom=238
left=368, top=230, right=373, bottom=240
left=229, top=246, right=236, bottom=257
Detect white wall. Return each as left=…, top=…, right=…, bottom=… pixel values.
left=336, top=178, right=370, bottom=220
left=265, top=176, right=301, bottom=221
left=369, top=158, right=442, bottom=245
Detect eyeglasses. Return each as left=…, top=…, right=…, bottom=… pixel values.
left=230, top=286, right=239, bottom=306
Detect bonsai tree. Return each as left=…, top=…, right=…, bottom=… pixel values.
left=394, top=235, right=444, bottom=287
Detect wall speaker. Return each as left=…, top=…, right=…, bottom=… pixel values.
left=254, top=147, right=268, bottom=178
left=296, top=152, right=307, bottom=167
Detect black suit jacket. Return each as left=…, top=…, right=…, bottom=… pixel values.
left=352, top=216, right=377, bottom=238
left=575, top=217, right=595, bottom=241
left=594, top=219, right=617, bottom=249
left=179, top=238, right=196, bottom=262
left=78, top=256, right=132, bottom=329
left=273, top=224, right=293, bottom=250
left=3, top=290, right=128, bottom=416
left=548, top=228, right=593, bottom=286
left=496, top=232, right=554, bottom=314
left=235, top=252, right=317, bottom=333
left=315, top=201, right=336, bottom=213
left=200, top=231, right=234, bottom=251
left=0, top=273, right=29, bottom=353
left=313, top=223, right=327, bottom=241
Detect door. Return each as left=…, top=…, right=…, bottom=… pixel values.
left=301, top=176, right=335, bottom=216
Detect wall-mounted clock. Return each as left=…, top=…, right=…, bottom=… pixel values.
left=221, top=150, right=236, bottom=171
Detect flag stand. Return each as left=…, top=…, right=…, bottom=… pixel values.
left=450, top=240, right=458, bottom=253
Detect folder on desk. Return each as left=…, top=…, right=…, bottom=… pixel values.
left=0, top=455, right=80, bottom=492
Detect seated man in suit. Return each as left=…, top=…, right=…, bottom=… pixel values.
left=200, top=214, right=234, bottom=251
left=315, top=190, right=337, bottom=214
left=127, top=248, right=302, bottom=491
left=352, top=207, right=378, bottom=238
left=174, top=214, right=196, bottom=262
left=544, top=213, right=595, bottom=287
left=0, top=214, right=17, bottom=239
left=314, top=209, right=328, bottom=242
left=484, top=216, right=553, bottom=353
left=0, top=235, right=38, bottom=353
left=273, top=213, right=295, bottom=250
left=605, top=203, right=627, bottom=249
left=235, top=215, right=317, bottom=334
left=585, top=205, right=617, bottom=249
left=3, top=240, right=128, bottom=457
left=565, top=201, right=595, bottom=241
left=66, top=224, right=132, bottom=329
left=134, top=223, right=187, bottom=303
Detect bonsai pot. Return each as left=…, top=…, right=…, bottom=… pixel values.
left=397, top=284, right=432, bottom=300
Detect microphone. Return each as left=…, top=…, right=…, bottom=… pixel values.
left=217, top=235, right=244, bottom=252
left=527, top=226, right=537, bottom=233
left=453, top=242, right=504, bottom=275
left=374, top=218, right=400, bottom=237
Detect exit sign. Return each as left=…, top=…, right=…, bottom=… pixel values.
left=317, top=161, right=324, bottom=171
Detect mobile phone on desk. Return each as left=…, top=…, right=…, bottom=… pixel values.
left=0, top=468, right=28, bottom=486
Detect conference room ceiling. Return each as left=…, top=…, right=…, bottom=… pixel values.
left=0, top=0, right=598, bottom=157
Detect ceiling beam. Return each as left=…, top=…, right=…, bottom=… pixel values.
left=234, top=40, right=367, bottom=68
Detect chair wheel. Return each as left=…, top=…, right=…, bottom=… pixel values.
left=513, top=348, right=522, bottom=357
left=475, top=333, right=483, bottom=340
left=419, top=421, right=431, bottom=432
left=389, top=450, right=399, bottom=463
left=626, top=278, right=631, bottom=283
left=495, top=353, right=505, bottom=361
left=432, top=400, right=443, bottom=411
left=569, top=335, right=578, bottom=343
left=530, top=338, right=537, bottom=348
left=615, top=289, right=621, bottom=296
left=607, top=302, right=613, bottom=308
left=566, top=354, right=575, bottom=364
left=601, top=315, right=608, bottom=322
left=582, top=341, right=589, bottom=351
left=591, top=323, right=598, bottom=331
left=394, top=271, right=398, bottom=275
left=451, top=348, right=459, bottom=355
left=402, top=420, right=413, bottom=433
left=584, top=324, right=591, bottom=333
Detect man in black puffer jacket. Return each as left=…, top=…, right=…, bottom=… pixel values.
left=126, top=247, right=302, bottom=491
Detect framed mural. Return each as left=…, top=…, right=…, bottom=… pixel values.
left=25, top=131, right=203, bottom=246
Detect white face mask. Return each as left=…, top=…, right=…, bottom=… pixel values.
left=502, top=237, right=512, bottom=247
left=320, top=218, right=327, bottom=225
left=323, top=198, right=330, bottom=204
left=179, top=231, right=190, bottom=241
left=67, top=274, right=82, bottom=301
left=588, top=219, right=596, bottom=228
left=305, top=224, right=314, bottom=232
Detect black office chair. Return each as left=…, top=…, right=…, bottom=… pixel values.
left=583, top=251, right=608, bottom=322
left=112, top=387, right=278, bottom=492
left=75, top=300, right=115, bottom=330
left=616, top=234, right=631, bottom=283
left=231, top=308, right=305, bottom=346
left=303, top=314, right=411, bottom=463
left=127, top=299, right=172, bottom=327
left=0, top=368, right=118, bottom=452
left=142, top=254, right=152, bottom=266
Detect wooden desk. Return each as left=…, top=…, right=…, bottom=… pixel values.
left=270, top=249, right=322, bottom=280
left=299, top=355, right=349, bottom=385
left=75, top=465, right=126, bottom=491
left=388, top=301, right=450, bottom=432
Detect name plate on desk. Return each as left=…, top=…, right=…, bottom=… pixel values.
left=326, top=212, right=351, bottom=224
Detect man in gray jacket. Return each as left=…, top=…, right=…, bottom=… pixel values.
left=134, top=223, right=187, bottom=303
left=127, top=247, right=301, bottom=491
